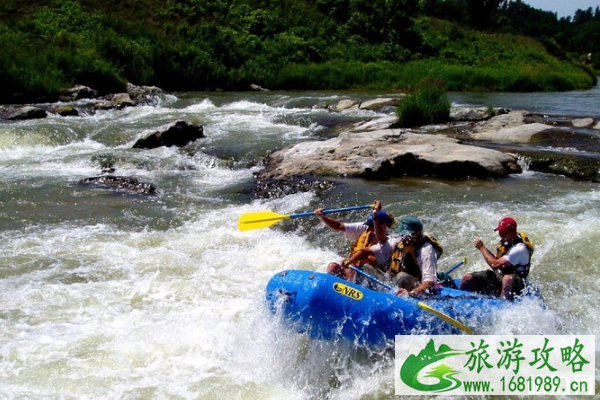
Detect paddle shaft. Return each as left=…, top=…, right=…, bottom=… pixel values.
left=289, top=204, right=372, bottom=219
left=351, top=258, right=465, bottom=291
left=443, top=257, right=466, bottom=275
left=348, top=265, right=473, bottom=334
left=418, top=302, right=473, bottom=334
left=349, top=266, right=393, bottom=291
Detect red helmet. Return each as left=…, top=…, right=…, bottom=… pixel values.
left=494, top=217, right=517, bottom=233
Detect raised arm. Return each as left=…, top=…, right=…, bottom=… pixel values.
left=474, top=238, right=510, bottom=270
left=372, top=200, right=388, bottom=243
left=315, top=207, right=345, bottom=232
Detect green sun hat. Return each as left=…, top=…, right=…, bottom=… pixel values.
left=396, top=216, right=423, bottom=236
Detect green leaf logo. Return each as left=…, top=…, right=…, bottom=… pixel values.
left=400, top=339, right=465, bottom=392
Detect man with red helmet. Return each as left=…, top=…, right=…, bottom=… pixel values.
left=459, top=217, right=534, bottom=300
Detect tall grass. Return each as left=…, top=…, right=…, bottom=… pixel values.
left=395, top=78, right=450, bottom=127
left=269, top=59, right=593, bottom=92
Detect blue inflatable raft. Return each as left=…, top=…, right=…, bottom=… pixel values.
left=265, top=269, right=544, bottom=347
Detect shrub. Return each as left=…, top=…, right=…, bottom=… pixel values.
left=395, top=78, right=450, bottom=127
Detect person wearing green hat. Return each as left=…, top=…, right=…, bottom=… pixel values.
left=315, top=200, right=395, bottom=287
left=390, top=216, right=443, bottom=297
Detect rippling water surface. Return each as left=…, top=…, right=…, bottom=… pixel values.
left=1, top=83, right=599, bottom=399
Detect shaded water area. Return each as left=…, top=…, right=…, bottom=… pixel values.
left=1, top=82, right=599, bottom=399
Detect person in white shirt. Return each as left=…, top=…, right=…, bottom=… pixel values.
left=459, top=217, right=534, bottom=300
left=391, top=216, right=443, bottom=297
left=315, top=200, right=394, bottom=288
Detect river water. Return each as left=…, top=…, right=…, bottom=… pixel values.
left=1, top=82, right=599, bottom=400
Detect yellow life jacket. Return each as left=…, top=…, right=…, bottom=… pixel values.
left=496, top=232, right=534, bottom=278
left=348, top=229, right=378, bottom=267
left=390, top=234, right=443, bottom=280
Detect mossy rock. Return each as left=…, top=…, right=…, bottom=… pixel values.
left=522, top=151, right=600, bottom=182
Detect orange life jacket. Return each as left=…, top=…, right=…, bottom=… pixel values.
left=348, top=229, right=378, bottom=267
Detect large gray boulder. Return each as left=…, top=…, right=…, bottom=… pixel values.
left=572, top=118, right=594, bottom=128
left=259, top=129, right=521, bottom=181
left=470, top=111, right=552, bottom=142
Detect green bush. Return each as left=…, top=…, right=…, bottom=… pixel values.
left=0, top=25, right=66, bottom=103
left=395, top=79, right=450, bottom=127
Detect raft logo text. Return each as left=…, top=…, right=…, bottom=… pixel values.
left=332, top=282, right=363, bottom=300
left=395, top=335, right=594, bottom=395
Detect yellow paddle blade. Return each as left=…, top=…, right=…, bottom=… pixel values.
left=418, top=301, right=473, bottom=335
left=238, top=211, right=291, bottom=231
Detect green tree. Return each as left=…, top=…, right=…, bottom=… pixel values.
left=465, top=0, right=508, bottom=29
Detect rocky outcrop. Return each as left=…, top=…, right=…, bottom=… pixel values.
left=450, top=106, right=510, bottom=121
left=59, top=84, right=99, bottom=101
left=330, top=99, right=359, bottom=112
left=572, top=118, right=594, bottom=128
left=527, top=154, right=600, bottom=183
left=0, top=83, right=163, bottom=121
left=329, top=97, right=403, bottom=112
left=359, top=97, right=402, bottom=111
left=470, top=111, right=553, bottom=142
left=250, top=84, right=269, bottom=91
left=254, top=107, right=600, bottom=196
left=0, top=106, right=47, bottom=120
left=124, top=83, right=163, bottom=106
left=132, top=121, right=205, bottom=149
left=258, top=129, right=521, bottom=182
left=77, top=175, right=157, bottom=195
left=95, top=93, right=136, bottom=110
left=50, top=104, right=79, bottom=117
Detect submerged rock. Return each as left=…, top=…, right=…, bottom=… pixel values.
left=0, top=106, right=47, bottom=120
left=522, top=152, right=600, bottom=183
left=51, top=105, right=79, bottom=117
left=78, top=175, right=157, bottom=195
left=133, top=121, right=205, bottom=149
left=252, top=176, right=336, bottom=199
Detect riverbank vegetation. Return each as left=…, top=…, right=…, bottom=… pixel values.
left=0, top=0, right=598, bottom=103
left=395, top=79, right=451, bottom=127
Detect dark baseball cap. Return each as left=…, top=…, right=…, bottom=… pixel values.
left=365, top=210, right=392, bottom=226
left=396, top=216, right=423, bottom=236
